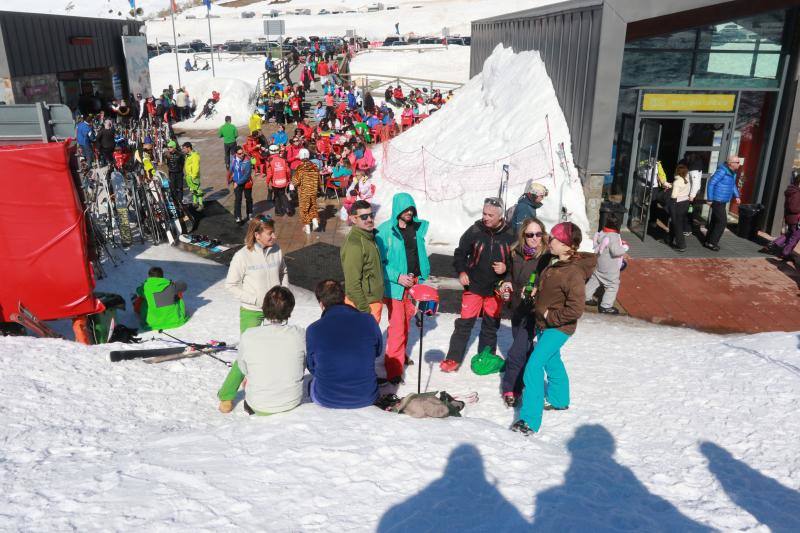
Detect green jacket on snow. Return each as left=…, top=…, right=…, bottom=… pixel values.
left=136, top=277, right=189, bottom=331
left=340, top=226, right=384, bottom=312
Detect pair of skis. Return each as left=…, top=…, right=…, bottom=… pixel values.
left=109, top=341, right=234, bottom=364
left=9, top=303, right=62, bottom=339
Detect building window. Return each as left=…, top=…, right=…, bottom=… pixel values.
left=622, top=8, right=788, bottom=89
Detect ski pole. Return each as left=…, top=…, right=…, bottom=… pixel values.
left=157, top=330, right=232, bottom=367
left=417, top=311, right=424, bottom=394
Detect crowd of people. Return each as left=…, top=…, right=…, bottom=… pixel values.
left=145, top=184, right=637, bottom=436
left=220, top=49, right=454, bottom=232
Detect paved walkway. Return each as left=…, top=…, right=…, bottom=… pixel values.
left=173, top=119, right=800, bottom=336
left=617, top=257, right=800, bottom=334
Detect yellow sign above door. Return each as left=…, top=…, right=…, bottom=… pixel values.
left=642, top=93, right=736, bottom=112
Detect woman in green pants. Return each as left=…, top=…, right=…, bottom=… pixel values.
left=511, top=222, right=596, bottom=436
left=218, top=216, right=288, bottom=412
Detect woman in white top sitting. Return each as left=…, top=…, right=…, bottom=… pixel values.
left=232, top=286, right=306, bottom=416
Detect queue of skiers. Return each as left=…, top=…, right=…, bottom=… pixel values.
left=211, top=187, right=635, bottom=437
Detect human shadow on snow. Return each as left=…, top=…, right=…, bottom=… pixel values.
left=376, top=443, right=529, bottom=532
left=532, top=424, right=713, bottom=532
left=700, top=441, right=800, bottom=532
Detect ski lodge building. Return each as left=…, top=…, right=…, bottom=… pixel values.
left=0, top=11, right=144, bottom=114
left=471, top=0, right=800, bottom=238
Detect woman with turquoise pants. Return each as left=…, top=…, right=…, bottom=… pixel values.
left=511, top=222, right=596, bottom=436
left=218, top=216, right=288, bottom=413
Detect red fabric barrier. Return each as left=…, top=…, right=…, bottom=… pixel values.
left=0, top=141, right=103, bottom=321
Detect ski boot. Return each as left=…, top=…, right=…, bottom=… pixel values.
left=503, top=392, right=517, bottom=408
left=510, top=420, right=535, bottom=436
left=544, top=400, right=569, bottom=411
left=439, top=359, right=459, bottom=373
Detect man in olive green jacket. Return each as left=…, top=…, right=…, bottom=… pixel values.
left=340, top=200, right=384, bottom=323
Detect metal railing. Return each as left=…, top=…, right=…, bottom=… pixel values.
left=338, top=72, right=464, bottom=97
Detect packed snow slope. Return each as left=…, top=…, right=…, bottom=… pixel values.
left=145, top=1, right=560, bottom=43
left=349, top=45, right=471, bottom=83
left=372, top=44, right=590, bottom=247
left=149, top=52, right=260, bottom=129
left=2, top=243, right=800, bottom=531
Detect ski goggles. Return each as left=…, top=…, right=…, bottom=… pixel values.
left=415, top=299, right=439, bottom=316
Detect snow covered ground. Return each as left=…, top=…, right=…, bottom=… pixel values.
left=149, top=52, right=262, bottom=130
left=145, top=0, right=557, bottom=43
left=2, top=244, right=800, bottom=530
left=349, top=45, right=471, bottom=83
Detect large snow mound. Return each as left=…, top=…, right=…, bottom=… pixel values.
left=149, top=53, right=260, bottom=130
left=373, top=44, right=590, bottom=247
left=1, top=243, right=799, bottom=530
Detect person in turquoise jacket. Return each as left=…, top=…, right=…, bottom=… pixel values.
left=134, top=267, right=189, bottom=331
left=375, top=193, right=430, bottom=383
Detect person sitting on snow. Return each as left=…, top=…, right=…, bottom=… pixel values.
left=133, top=267, right=188, bottom=331
left=219, top=286, right=306, bottom=415
left=306, top=279, right=382, bottom=409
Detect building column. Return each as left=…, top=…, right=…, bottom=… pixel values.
left=583, top=173, right=605, bottom=232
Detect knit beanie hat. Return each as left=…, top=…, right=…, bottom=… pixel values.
left=550, top=222, right=573, bottom=246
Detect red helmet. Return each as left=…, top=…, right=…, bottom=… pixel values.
left=409, top=284, right=439, bottom=316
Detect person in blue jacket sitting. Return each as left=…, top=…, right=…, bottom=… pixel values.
left=271, top=124, right=288, bottom=146
left=704, top=154, right=741, bottom=251
left=306, top=279, right=382, bottom=409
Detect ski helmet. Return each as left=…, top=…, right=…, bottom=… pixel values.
left=409, top=284, right=439, bottom=316
left=526, top=182, right=549, bottom=198
left=298, top=148, right=310, bottom=160
left=269, top=144, right=279, bottom=154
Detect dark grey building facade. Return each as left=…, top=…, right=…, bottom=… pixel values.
left=472, top=0, right=800, bottom=237
left=0, top=11, right=144, bottom=114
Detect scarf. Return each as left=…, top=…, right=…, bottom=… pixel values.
left=522, top=244, right=538, bottom=258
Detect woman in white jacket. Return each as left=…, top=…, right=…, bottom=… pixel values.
left=219, top=216, right=289, bottom=413
left=225, top=216, right=289, bottom=333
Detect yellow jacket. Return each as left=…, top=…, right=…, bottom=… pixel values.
left=249, top=113, right=263, bottom=134
left=184, top=150, right=200, bottom=179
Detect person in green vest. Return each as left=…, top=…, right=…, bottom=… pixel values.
left=340, top=200, right=384, bottom=323
left=134, top=267, right=189, bottom=331
left=218, top=115, right=238, bottom=171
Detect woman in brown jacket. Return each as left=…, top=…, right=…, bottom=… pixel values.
left=511, top=222, right=596, bottom=436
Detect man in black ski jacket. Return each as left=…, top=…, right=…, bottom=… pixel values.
left=440, top=197, right=515, bottom=372
left=164, top=140, right=186, bottom=204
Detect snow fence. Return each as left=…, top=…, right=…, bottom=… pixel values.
left=371, top=44, right=590, bottom=248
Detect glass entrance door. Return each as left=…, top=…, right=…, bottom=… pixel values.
left=628, top=119, right=662, bottom=240
left=679, top=119, right=732, bottom=181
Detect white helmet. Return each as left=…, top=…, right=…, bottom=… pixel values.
left=298, top=148, right=310, bottom=160
left=268, top=144, right=279, bottom=154
left=526, top=182, right=549, bottom=197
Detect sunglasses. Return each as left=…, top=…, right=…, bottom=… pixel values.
left=356, top=213, right=374, bottom=221
left=484, top=197, right=503, bottom=208
left=258, top=214, right=273, bottom=223
left=525, top=232, right=543, bottom=238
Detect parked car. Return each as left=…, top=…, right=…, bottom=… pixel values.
left=383, top=36, right=401, bottom=46
left=318, top=9, right=330, bottom=15
left=389, top=41, right=407, bottom=46
left=419, top=37, right=439, bottom=44
left=242, top=11, right=256, bottom=18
